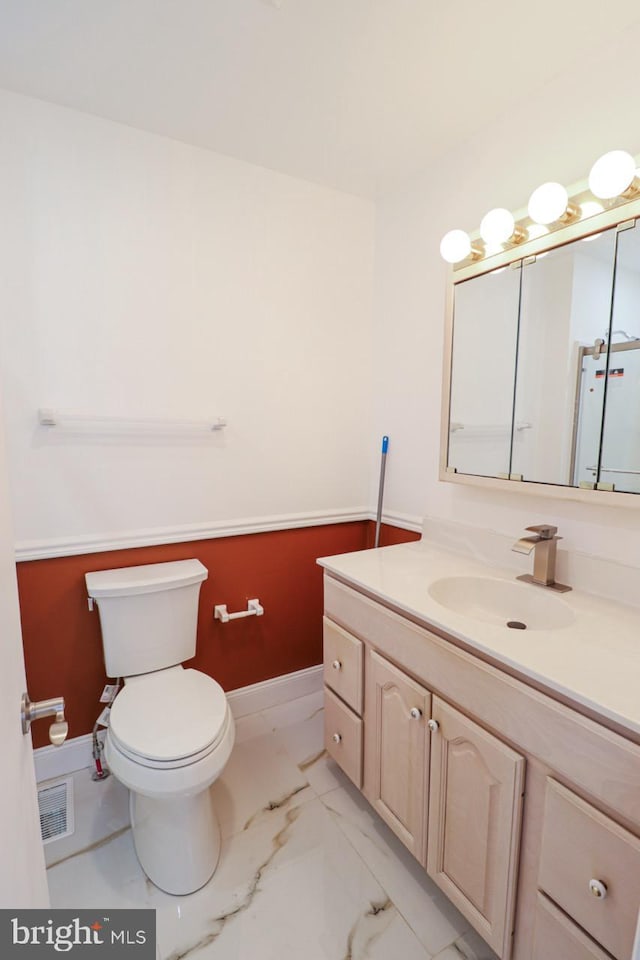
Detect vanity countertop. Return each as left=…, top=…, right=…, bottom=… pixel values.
left=318, top=539, right=640, bottom=739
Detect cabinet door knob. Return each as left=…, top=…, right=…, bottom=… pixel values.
left=332, top=660, right=342, bottom=671
left=427, top=719, right=439, bottom=733
left=589, top=879, right=608, bottom=899
left=332, top=732, right=342, bottom=744
left=410, top=707, right=422, bottom=720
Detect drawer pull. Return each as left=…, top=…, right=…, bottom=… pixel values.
left=332, top=659, right=342, bottom=671
left=588, top=879, right=608, bottom=899
left=332, top=732, right=342, bottom=744
left=410, top=707, right=423, bottom=720
left=427, top=719, right=440, bottom=732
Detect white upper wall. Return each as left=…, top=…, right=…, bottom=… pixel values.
left=0, top=91, right=374, bottom=548
left=371, top=22, right=640, bottom=565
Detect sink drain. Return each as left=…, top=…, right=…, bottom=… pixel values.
left=506, top=620, right=527, bottom=630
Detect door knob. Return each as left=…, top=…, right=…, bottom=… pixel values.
left=427, top=719, right=440, bottom=733
left=21, top=693, right=68, bottom=747
left=410, top=707, right=422, bottom=719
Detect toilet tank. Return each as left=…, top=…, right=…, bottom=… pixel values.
left=85, top=559, right=208, bottom=678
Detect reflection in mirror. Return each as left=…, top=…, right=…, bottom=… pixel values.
left=511, top=228, right=617, bottom=487
left=600, top=224, right=640, bottom=493
left=447, top=267, right=521, bottom=478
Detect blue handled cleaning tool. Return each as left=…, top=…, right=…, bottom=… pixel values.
left=374, top=436, right=389, bottom=548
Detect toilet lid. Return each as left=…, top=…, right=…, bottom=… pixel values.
left=109, top=668, right=228, bottom=763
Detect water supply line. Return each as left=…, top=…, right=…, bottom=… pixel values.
left=91, top=679, right=121, bottom=781
left=91, top=727, right=108, bottom=781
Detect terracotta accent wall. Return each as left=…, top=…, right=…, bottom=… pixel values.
left=364, top=521, right=422, bottom=549
left=17, top=520, right=420, bottom=748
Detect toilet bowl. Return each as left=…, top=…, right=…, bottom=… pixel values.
left=85, top=559, right=234, bottom=895
left=105, top=666, right=235, bottom=894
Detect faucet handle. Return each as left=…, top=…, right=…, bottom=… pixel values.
left=525, top=524, right=559, bottom=540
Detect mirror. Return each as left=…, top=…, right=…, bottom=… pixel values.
left=443, top=214, right=640, bottom=500
left=448, top=267, right=521, bottom=478
left=512, top=228, right=616, bottom=487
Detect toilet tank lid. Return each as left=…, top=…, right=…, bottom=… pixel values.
left=85, top=559, right=208, bottom=598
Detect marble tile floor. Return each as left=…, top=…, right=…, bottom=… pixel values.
left=46, top=690, right=498, bottom=960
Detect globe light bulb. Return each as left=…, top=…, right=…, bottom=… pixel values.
left=528, top=183, right=570, bottom=225
left=440, top=229, right=472, bottom=264
left=480, top=208, right=515, bottom=246
left=588, top=151, right=636, bottom=200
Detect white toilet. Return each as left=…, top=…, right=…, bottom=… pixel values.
left=85, top=559, right=234, bottom=895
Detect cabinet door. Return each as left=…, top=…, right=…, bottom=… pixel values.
left=364, top=650, right=431, bottom=860
left=427, top=697, right=525, bottom=960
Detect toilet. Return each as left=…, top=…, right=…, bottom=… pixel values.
left=85, top=559, right=234, bottom=895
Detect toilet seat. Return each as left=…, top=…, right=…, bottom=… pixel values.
left=109, top=666, right=228, bottom=768
left=109, top=722, right=227, bottom=769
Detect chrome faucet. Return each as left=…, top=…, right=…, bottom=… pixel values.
left=512, top=524, right=571, bottom=593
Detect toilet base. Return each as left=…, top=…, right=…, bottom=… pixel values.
left=130, top=788, right=221, bottom=895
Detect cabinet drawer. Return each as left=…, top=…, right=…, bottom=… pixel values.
left=323, top=617, right=363, bottom=714
left=538, top=778, right=640, bottom=960
left=532, top=893, right=612, bottom=960
left=324, top=686, right=362, bottom=788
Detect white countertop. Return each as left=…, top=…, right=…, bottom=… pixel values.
left=318, top=538, right=640, bottom=738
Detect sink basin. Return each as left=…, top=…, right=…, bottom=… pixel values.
left=427, top=575, right=575, bottom=631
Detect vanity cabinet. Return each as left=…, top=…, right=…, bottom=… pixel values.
left=325, top=625, right=524, bottom=958
left=322, top=573, right=640, bottom=960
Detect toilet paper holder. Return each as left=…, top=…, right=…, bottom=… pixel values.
left=214, top=598, right=264, bottom=623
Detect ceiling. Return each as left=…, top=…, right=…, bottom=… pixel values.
left=1, top=0, right=639, bottom=198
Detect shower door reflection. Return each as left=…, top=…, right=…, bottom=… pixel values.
left=590, top=222, right=640, bottom=493
left=597, top=344, right=640, bottom=493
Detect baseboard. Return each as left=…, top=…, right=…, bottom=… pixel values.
left=226, top=664, right=323, bottom=718
left=34, top=732, right=104, bottom=785
left=34, top=664, right=323, bottom=782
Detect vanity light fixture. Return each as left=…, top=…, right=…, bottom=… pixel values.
left=588, top=150, right=638, bottom=200
left=440, top=147, right=640, bottom=266
left=439, top=229, right=482, bottom=264
left=527, top=182, right=578, bottom=226
left=479, top=208, right=526, bottom=247
left=527, top=223, right=548, bottom=241
left=580, top=200, right=605, bottom=219
left=579, top=201, right=605, bottom=242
